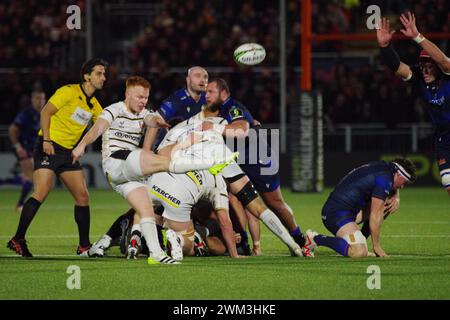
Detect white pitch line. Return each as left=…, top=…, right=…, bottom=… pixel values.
left=1, top=234, right=449, bottom=240
left=384, top=235, right=450, bottom=238
left=0, top=254, right=124, bottom=258
left=0, top=235, right=101, bottom=239
left=390, top=221, right=449, bottom=224
left=259, top=234, right=450, bottom=239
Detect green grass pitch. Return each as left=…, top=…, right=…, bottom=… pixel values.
left=0, top=187, right=448, bottom=300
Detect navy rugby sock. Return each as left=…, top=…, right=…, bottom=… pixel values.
left=290, top=226, right=306, bottom=247
left=314, top=234, right=350, bottom=257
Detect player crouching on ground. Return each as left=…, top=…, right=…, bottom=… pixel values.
left=303, top=158, right=417, bottom=258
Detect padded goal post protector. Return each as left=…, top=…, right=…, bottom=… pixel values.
left=290, top=91, right=324, bottom=192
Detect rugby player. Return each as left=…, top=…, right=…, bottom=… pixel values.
left=7, top=89, right=46, bottom=212
left=303, top=158, right=416, bottom=258
left=72, top=76, right=236, bottom=264
left=377, top=12, right=450, bottom=195
left=7, top=58, right=107, bottom=257
left=151, top=67, right=261, bottom=253
left=156, top=107, right=304, bottom=257
left=199, top=79, right=308, bottom=256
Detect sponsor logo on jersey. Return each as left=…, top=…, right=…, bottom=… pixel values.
left=114, top=131, right=141, bottom=142
left=428, top=96, right=445, bottom=106
left=151, top=185, right=181, bottom=206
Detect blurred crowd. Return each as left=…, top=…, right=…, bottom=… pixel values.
left=1, top=0, right=449, bottom=129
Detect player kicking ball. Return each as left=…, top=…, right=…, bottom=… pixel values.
left=72, top=76, right=237, bottom=265
left=303, top=158, right=416, bottom=258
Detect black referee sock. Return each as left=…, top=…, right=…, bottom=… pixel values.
left=74, top=205, right=91, bottom=247
left=14, top=197, right=41, bottom=239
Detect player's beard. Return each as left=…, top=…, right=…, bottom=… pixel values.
left=207, top=100, right=222, bottom=112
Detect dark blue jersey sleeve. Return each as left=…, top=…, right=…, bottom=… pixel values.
left=13, top=110, right=27, bottom=127
left=222, top=99, right=255, bottom=127
left=158, top=96, right=180, bottom=121
left=372, top=174, right=393, bottom=201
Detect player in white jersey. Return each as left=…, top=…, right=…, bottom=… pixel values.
left=72, top=76, right=237, bottom=265
left=157, top=109, right=305, bottom=258
left=146, top=169, right=240, bottom=260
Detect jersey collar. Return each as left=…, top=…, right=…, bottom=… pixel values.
left=79, top=84, right=94, bottom=109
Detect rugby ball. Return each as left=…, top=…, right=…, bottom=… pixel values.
left=233, top=43, right=266, bottom=66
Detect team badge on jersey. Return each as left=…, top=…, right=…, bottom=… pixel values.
left=229, top=107, right=244, bottom=120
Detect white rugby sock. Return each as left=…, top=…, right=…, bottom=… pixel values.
left=140, top=217, right=164, bottom=257
left=260, top=209, right=300, bottom=252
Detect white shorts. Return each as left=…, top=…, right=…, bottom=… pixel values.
left=103, top=151, right=146, bottom=198
left=221, top=161, right=244, bottom=180
left=146, top=173, right=196, bottom=223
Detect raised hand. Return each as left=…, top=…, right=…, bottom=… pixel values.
left=376, top=17, right=395, bottom=47
left=399, top=11, right=420, bottom=39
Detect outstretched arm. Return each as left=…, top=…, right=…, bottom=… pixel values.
left=376, top=17, right=413, bottom=80
left=72, top=118, right=110, bottom=163
left=399, top=12, right=450, bottom=74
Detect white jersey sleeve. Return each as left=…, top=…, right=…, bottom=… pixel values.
left=101, top=101, right=153, bottom=160
left=157, top=112, right=228, bottom=151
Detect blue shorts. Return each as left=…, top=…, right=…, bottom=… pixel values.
left=321, top=199, right=358, bottom=235
left=435, top=131, right=450, bottom=172
left=241, top=163, right=280, bottom=193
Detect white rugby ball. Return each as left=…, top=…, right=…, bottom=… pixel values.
left=233, top=43, right=266, bottom=66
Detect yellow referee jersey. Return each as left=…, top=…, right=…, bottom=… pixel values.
left=38, top=84, right=103, bottom=149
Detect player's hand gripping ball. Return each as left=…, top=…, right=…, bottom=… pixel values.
left=233, top=43, right=266, bottom=66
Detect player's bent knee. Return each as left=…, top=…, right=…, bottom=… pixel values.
left=235, top=181, right=259, bottom=207
left=75, top=190, right=90, bottom=206
left=348, top=245, right=368, bottom=258
left=342, top=230, right=368, bottom=258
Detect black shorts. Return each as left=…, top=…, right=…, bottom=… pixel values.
left=33, top=137, right=81, bottom=175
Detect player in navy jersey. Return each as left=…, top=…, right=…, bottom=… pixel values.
left=201, top=78, right=308, bottom=254
left=303, top=158, right=416, bottom=258
left=7, top=90, right=46, bottom=212
left=377, top=12, right=450, bottom=196
left=152, top=66, right=208, bottom=149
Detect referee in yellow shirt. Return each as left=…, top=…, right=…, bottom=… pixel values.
left=7, top=58, right=107, bottom=257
